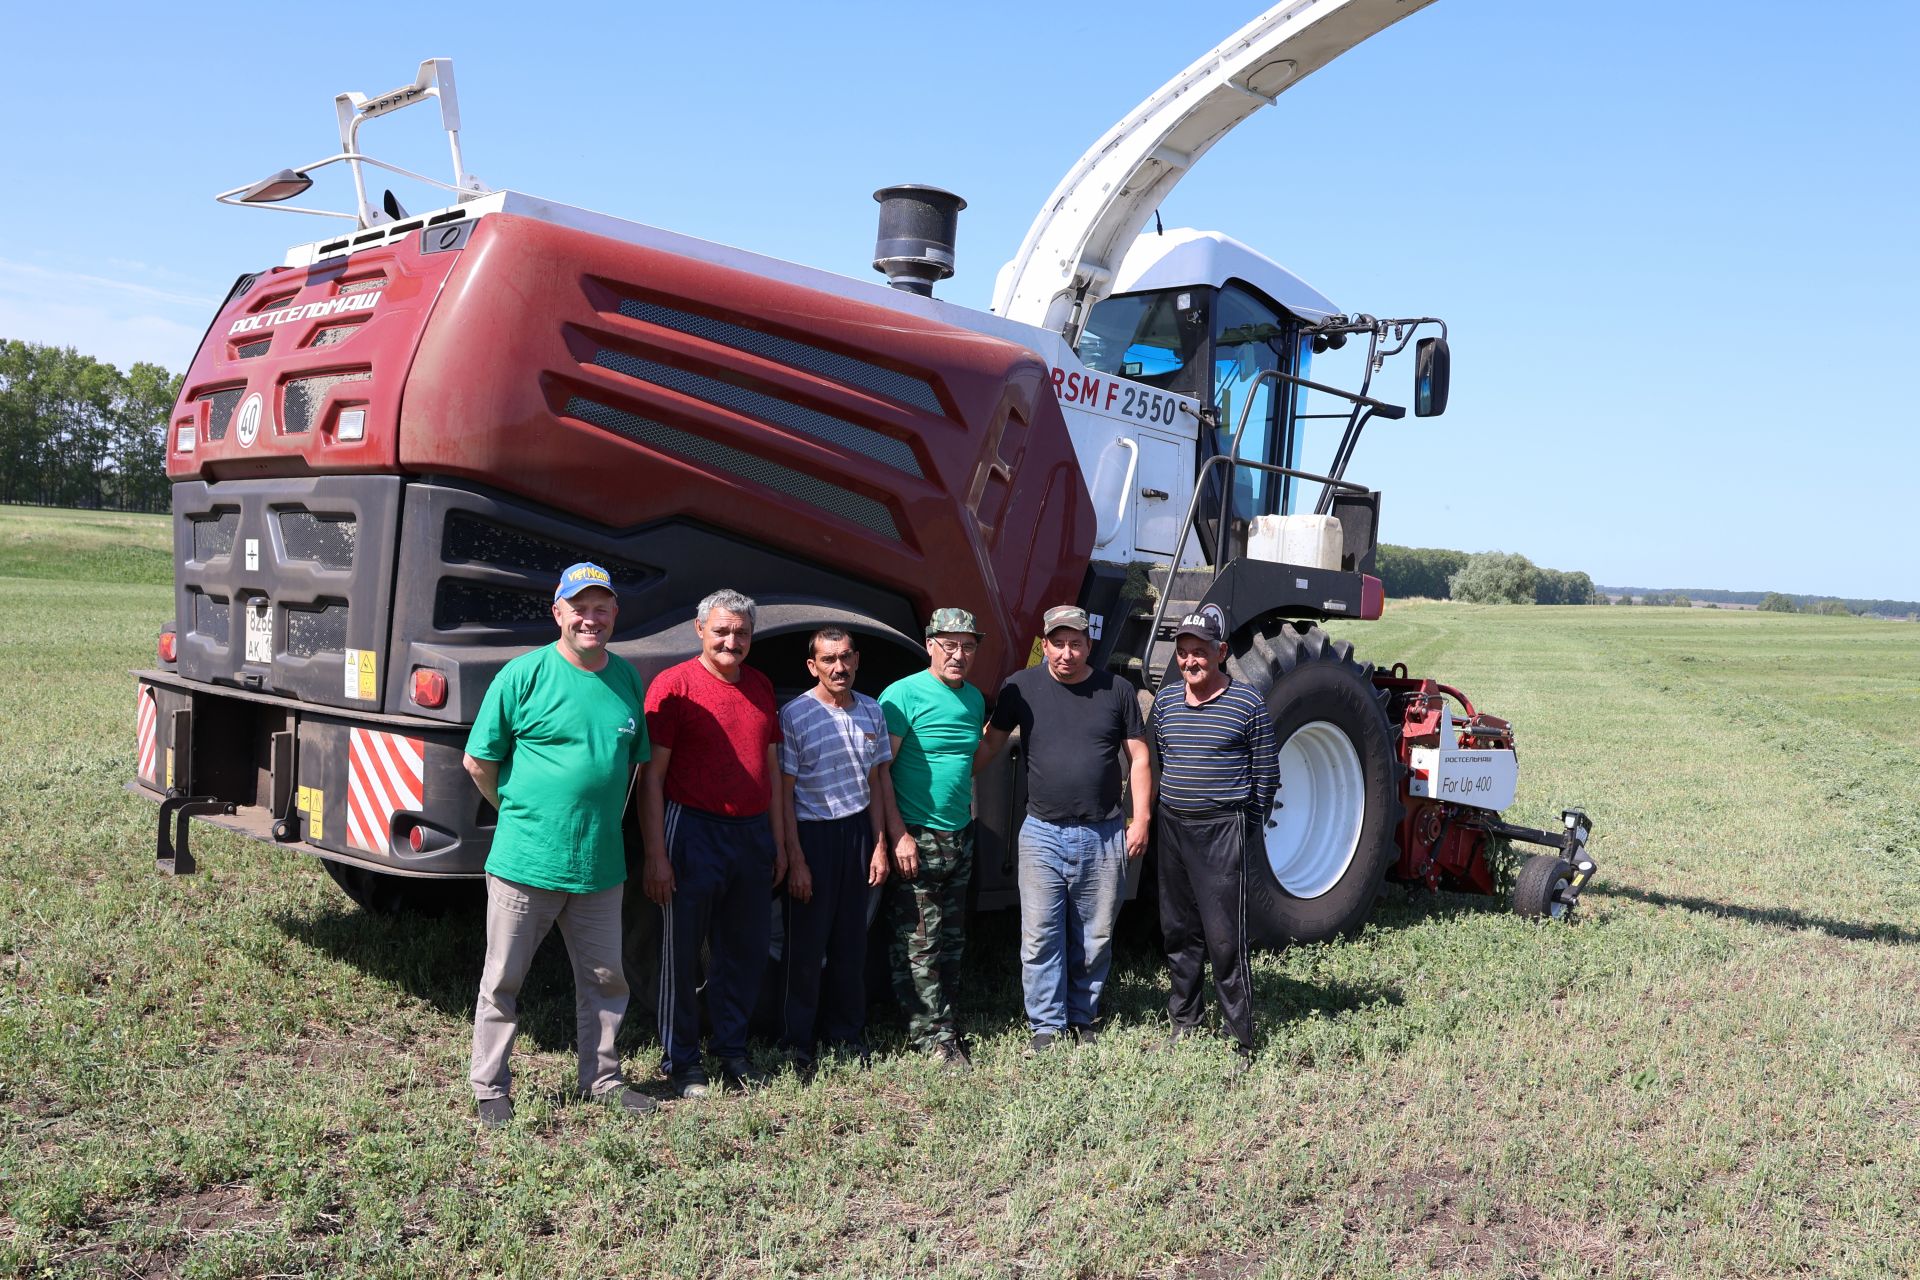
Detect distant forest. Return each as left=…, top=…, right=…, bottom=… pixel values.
left=0, top=339, right=181, bottom=514
left=1596, top=585, right=1919, bottom=618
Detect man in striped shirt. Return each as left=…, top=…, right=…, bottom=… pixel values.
left=776, top=627, right=896, bottom=1071
left=1149, top=610, right=1278, bottom=1065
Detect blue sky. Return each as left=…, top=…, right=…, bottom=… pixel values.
left=4, top=1, right=1916, bottom=600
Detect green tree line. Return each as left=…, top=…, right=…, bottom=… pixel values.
left=1375, top=544, right=1597, bottom=605
left=0, top=340, right=182, bottom=513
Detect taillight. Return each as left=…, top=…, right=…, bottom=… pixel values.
left=411, top=668, right=447, bottom=709
left=158, top=630, right=177, bottom=663
left=407, top=825, right=425, bottom=853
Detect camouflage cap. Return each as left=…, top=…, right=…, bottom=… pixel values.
left=1041, top=605, right=1090, bottom=633
left=926, top=607, right=982, bottom=638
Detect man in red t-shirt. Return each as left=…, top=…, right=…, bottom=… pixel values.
left=640, top=588, right=787, bottom=1097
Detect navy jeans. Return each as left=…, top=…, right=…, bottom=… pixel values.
left=1016, top=814, right=1127, bottom=1034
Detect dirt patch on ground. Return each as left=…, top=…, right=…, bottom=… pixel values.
left=1354, top=1161, right=1632, bottom=1276
left=49, top=1183, right=282, bottom=1280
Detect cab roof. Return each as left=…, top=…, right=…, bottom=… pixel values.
left=1110, top=228, right=1339, bottom=323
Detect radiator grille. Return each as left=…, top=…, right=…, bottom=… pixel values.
left=278, top=511, right=356, bottom=569
left=192, top=590, right=230, bottom=639
left=566, top=396, right=900, bottom=541
left=616, top=298, right=946, bottom=417
left=442, top=513, right=650, bottom=581
left=285, top=600, right=350, bottom=658
left=590, top=348, right=922, bottom=477
left=283, top=371, right=370, bottom=434
left=235, top=339, right=270, bottom=359
left=434, top=580, right=556, bottom=630
left=198, top=388, right=243, bottom=441
left=307, top=324, right=361, bottom=349
left=337, top=276, right=385, bottom=296
left=191, top=510, right=240, bottom=561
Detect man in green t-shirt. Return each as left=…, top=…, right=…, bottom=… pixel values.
left=462, top=562, right=656, bottom=1128
left=878, top=607, right=987, bottom=1068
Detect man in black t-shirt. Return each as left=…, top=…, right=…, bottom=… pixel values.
left=977, top=605, right=1151, bottom=1052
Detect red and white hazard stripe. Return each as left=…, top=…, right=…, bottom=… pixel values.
left=347, top=727, right=425, bottom=855
left=136, top=687, right=158, bottom=785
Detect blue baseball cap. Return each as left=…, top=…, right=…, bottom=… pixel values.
left=555, top=561, right=616, bottom=601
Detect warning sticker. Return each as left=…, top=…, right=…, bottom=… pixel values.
left=165, top=748, right=174, bottom=791
left=1026, top=637, right=1044, bottom=668
left=307, top=789, right=323, bottom=840
left=344, top=649, right=378, bottom=700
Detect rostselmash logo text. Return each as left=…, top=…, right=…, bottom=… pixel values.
left=227, top=290, right=382, bottom=336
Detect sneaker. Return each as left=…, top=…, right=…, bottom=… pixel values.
left=592, top=1085, right=659, bottom=1116
left=1227, top=1046, right=1253, bottom=1079
left=1069, top=1024, right=1101, bottom=1046
left=782, top=1047, right=817, bottom=1078
left=476, top=1096, right=513, bottom=1129
left=719, top=1057, right=769, bottom=1092
left=931, top=1040, right=972, bottom=1073
left=1024, top=1031, right=1060, bottom=1058
left=670, top=1069, right=711, bottom=1099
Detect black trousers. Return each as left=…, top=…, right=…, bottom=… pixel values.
left=1157, top=805, right=1255, bottom=1051
left=780, top=810, right=873, bottom=1053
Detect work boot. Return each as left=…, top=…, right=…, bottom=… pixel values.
left=720, top=1057, right=769, bottom=1092
left=592, top=1085, right=659, bottom=1116
left=1069, top=1023, right=1102, bottom=1046
left=1227, top=1045, right=1253, bottom=1079
left=476, top=1096, right=513, bottom=1130
left=932, top=1040, right=971, bottom=1073
left=1024, top=1031, right=1060, bottom=1058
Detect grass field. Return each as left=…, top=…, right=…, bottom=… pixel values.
left=2, top=508, right=1917, bottom=1278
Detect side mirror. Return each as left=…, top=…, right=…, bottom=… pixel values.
left=1414, top=336, right=1450, bottom=417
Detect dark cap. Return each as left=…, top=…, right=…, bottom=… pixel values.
left=1041, top=605, right=1090, bottom=633
left=1173, top=610, right=1225, bottom=644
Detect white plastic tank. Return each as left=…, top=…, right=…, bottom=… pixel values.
left=1245, top=514, right=1344, bottom=571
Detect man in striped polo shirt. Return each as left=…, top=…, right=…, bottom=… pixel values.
left=776, top=627, right=896, bottom=1072
left=1149, top=609, right=1278, bottom=1066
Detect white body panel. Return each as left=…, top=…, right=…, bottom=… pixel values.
left=1405, top=704, right=1517, bottom=812
left=1407, top=744, right=1519, bottom=812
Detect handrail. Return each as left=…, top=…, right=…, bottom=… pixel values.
left=1143, top=368, right=1369, bottom=662
left=1093, top=437, right=1140, bottom=550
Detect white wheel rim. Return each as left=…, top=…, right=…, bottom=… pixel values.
left=1265, top=719, right=1366, bottom=899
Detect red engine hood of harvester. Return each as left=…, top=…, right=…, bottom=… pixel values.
left=166, top=213, right=1096, bottom=685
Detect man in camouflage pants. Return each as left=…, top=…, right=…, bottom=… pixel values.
left=879, top=608, right=988, bottom=1069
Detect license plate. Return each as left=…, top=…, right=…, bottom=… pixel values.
left=245, top=599, right=273, bottom=664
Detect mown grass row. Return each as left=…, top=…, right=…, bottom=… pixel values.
left=1, top=517, right=1916, bottom=1276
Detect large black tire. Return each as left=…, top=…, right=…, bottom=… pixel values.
left=320, top=859, right=479, bottom=916
left=1225, top=622, right=1401, bottom=947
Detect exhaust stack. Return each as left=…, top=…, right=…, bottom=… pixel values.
left=872, top=185, right=965, bottom=296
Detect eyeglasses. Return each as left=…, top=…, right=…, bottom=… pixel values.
left=931, top=638, right=979, bottom=656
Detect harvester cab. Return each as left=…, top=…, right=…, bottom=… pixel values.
left=133, top=0, right=1595, bottom=947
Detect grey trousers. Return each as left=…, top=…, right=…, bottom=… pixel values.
left=470, top=874, right=628, bottom=1101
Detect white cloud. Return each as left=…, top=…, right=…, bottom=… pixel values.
left=0, top=258, right=214, bottom=371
